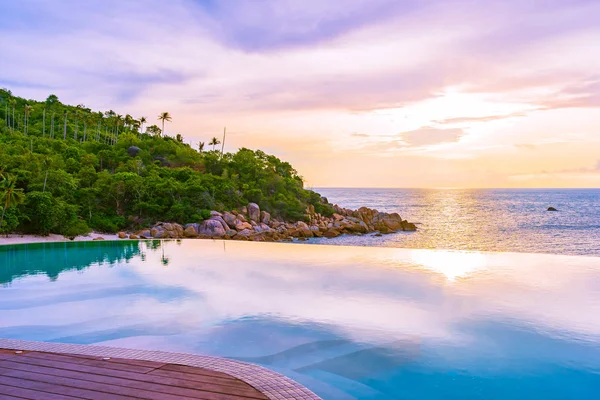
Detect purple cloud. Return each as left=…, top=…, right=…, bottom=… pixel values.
left=192, top=0, right=425, bottom=51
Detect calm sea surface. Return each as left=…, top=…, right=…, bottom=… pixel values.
left=311, top=188, right=600, bottom=256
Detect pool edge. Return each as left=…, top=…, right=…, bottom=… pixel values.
left=0, top=338, right=322, bottom=400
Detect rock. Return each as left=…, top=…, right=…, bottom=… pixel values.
left=129, top=234, right=139, bottom=239
left=184, top=225, right=198, bottom=238
left=401, top=221, right=417, bottom=231
left=547, top=207, right=558, bottom=211
left=240, top=206, right=248, bottom=216
left=93, top=237, right=105, bottom=241
left=333, top=213, right=344, bottom=221
left=255, top=223, right=272, bottom=233
left=296, top=221, right=310, bottom=230
left=210, top=211, right=223, bottom=217
left=323, top=229, right=341, bottom=238
left=226, top=229, right=238, bottom=238
left=151, top=227, right=167, bottom=238
left=248, top=203, right=260, bottom=222
left=210, top=216, right=230, bottom=231
left=118, top=232, right=127, bottom=239
left=127, top=146, right=141, bottom=157
left=260, top=211, right=271, bottom=225
left=198, top=219, right=226, bottom=237
left=222, top=212, right=237, bottom=228
left=235, top=221, right=253, bottom=231
left=138, top=230, right=151, bottom=238
left=236, top=228, right=254, bottom=238
left=162, top=223, right=174, bottom=232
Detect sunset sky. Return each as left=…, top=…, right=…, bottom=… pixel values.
left=3, top=0, right=600, bottom=188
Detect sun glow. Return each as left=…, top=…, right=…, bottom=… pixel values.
left=409, top=249, right=489, bottom=281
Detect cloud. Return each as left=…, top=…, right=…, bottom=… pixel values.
left=192, top=0, right=424, bottom=51
left=350, top=133, right=370, bottom=137
left=400, top=127, right=464, bottom=147
left=435, top=112, right=529, bottom=125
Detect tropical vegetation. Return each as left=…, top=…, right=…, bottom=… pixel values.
left=0, top=89, right=334, bottom=236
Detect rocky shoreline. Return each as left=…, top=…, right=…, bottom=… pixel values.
left=115, top=203, right=416, bottom=242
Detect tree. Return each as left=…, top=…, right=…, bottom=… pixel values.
left=198, top=142, right=205, bottom=152
left=146, top=124, right=162, bottom=136
left=24, top=104, right=32, bottom=136
left=176, top=133, right=183, bottom=143
left=209, top=137, right=221, bottom=151
left=139, top=116, right=147, bottom=133
left=157, top=112, right=171, bottom=137
left=0, top=174, right=25, bottom=232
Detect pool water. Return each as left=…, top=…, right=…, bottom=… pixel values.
left=1, top=240, right=599, bottom=399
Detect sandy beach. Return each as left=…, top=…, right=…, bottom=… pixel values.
left=0, top=232, right=121, bottom=246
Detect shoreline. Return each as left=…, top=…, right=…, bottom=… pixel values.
left=0, top=232, right=120, bottom=246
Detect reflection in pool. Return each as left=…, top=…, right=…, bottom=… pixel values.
left=1, top=240, right=599, bottom=399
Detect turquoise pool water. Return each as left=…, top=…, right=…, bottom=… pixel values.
left=1, top=240, right=599, bottom=399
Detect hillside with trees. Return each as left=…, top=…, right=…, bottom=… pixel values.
left=0, top=88, right=334, bottom=237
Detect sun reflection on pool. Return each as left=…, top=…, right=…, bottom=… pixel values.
left=408, top=249, right=489, bottom=281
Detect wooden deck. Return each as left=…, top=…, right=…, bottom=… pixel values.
left=0, top=349, right=269, bottom=400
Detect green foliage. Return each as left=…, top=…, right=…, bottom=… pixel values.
left=0, top=89, right=334, bottom=235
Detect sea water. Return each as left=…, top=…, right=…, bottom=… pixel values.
left=310, top=188, right=600, bottom=256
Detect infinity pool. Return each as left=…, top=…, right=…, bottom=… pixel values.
left=1, top=240, right=599, bottom=399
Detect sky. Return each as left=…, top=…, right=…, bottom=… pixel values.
left=2, top=0, right=600, bottom=188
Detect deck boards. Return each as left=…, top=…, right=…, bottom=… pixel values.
left=0, top=349, right=269, bottom=400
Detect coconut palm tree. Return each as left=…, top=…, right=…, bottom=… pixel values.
left=139, top=116, right=147, bottom=133
left=157, top=112, right=171, bottom=137
left=209, top=137, right=220, bottom=151
left=0, top=174, right=25, bottom=233
left=24, top=105, right=32, bottom=136
left=198, top=142, right=205, bottom=152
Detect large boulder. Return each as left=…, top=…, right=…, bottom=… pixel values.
left=127, top=146, right=141, bottom=157
left=547, top=207, right=558, bottom=212
left=222, top=212, right=237, bottom=229
left=323, top=229, right=341, bottom=238
left=198, top=219, right=226, bottom=237
left=235, top=221, right=253, bottom=231
left=236, top=228, right=254, bottom=238
left=184, top=225, right=198, bottom=237
left=118, top=232, right=127, bottom=239
left=260, top=211, right=271, bottom=225
left=210, top=216, right=230, bottom=232
left=248, top=203, right=260, bottom=222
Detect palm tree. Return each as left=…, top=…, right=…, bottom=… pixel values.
left=139, top=116, right=147, bottom=133
left=63, top=111, right=68, bottom=140
left=209, top=137, right=221, bottom=151
left=198, top=142, right=205, bottom=152
left=24, top=105, right=32, bottom=136
left=0, top=174, right=25, bottom=233
left=157, top=112, right=171, bottom=137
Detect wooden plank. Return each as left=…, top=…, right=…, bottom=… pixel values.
left=0, top=381, right=82, bottom=400
left=0, top=367, right=196, bottom=400
left=0, top=360, right=267, bottom=400
left=5, top=354, right=251, bottom=389
left=18, top=352, right=158, bottom=374
left=26, top=351, right=168, bottom=369
left=0, top=374, right=121, bottom=400
left=148, top=369, right=264, bottom=392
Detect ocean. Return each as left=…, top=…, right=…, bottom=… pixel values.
left=310, top=188, right=600, bottom=257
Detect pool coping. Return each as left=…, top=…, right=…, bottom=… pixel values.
left=0, top=338, right=322, bottom=400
